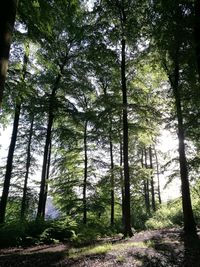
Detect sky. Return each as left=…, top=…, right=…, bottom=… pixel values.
left=157, top=129, right=181, bottom=202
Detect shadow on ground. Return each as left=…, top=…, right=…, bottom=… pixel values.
left=133, top=229, right=200, bottom=267
left=0, top=250, right=66, bottom=267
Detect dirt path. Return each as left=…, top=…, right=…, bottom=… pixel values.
left=0, top=228, right=199, bottom=267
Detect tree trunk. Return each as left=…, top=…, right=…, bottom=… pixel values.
left=42, top=138, right=51, bottom=218
left=36, top=52, right=67, bottom=219
left=83, top=120, right=88, bottom=224
left=154, top=146, right=161, bottom=204
left=19, top=41, right=31, bottom=220
left=37, top=112, right=53, bottom=219
left=194, top=0, right=200, bottom=81
left=121, top=38, right=132, bottom=237
left=144, top=148, right=151, bottom=212
left=171, top=50, right=196, bottom=234
left=0, top=0, right=18, bottom=107
left=110, top=134, right=114, bottom=227
left=20, top=115, right=34, bottom=220
left=0, top=103, right=21, bottom=223
left=149, top=146, right=156, bottom=211
left=37, top=78, right=60, bottom=219
left=120, top=137, right=125, bottom=226
left=141, top=149, right=150, bottom=213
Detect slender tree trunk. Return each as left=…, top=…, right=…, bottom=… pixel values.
left=121, top=38, right=132, bottom=237
left=144, top=148, right=151, bottom=212
left=120, top=137, right=125, bottom=226
left=0, top=0, right=18, bottom=107
left=110, top=133, right=114, bottom=226
left=149, top=146, right=156, bottom=211
left=36, top=53, right=67, bottom=219
left=20, top=115, right=34, bottom=220
left=0, top=103, right=21, bottom=223
left=141, top=149, right=150, bottom=213
left=83, top=120, right=88, bottom=224
left=37, top=112, right=53, bottom=219
left=42, top=138, right=51, bottom=218
left=19, top=41, right=31, bottom=220
left=194, top=0, right=200, bottom=81
left=37, top=81, right=59, bottom=219
left=102, top=85, right=115, bottom=227
left=154, top=146, right=161, bottom=204
left=171, top=50, right=196, bottom=234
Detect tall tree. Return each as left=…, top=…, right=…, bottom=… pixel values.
left=194, top=0, right=200, bottom=80
left=20, top=114, right=34, bottom=220
left=149, top=145, right=156, bottom=211
left=35, top=0, right=85, bottom=219
left=83, top=119, right=88, bottom=224
left=149, top=0, right=197, bottom=235
left=0, top=37, right=29, bottom=223
left=154, top=146, right=161, bottom=204
left=0, top=103, right=20, bottom=223
left=168, top=48, right=196, bottom=234
left=0, top=0, right=18, bottom=107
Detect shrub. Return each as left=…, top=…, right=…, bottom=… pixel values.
left=145, top=201, right=183, bottom=230
left=0, top=217, right=77, bottom=248
left=0, top=221, right=27, bottom=247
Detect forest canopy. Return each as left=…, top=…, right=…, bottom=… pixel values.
left=0, top=0, right=200, bottom=248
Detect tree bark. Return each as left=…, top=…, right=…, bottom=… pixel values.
left=144, top=148, right=151, bottom=212
left=37, top=75, right=60, bottom=219
left=37, top=109, right=53, bottom=219
left=171, top=50, right=196, bottom=234
left=0, top=0, right=18, bottom=107
left=121, top=38, right=132, bottom=237
left=154, top=146, right=161, bottom=204
left=149, top=146, right=156, bottom=211
left=83, top=120, right=88, bottom=224
left=194, top=0, right=200, bottom=81
left=0, top=103, right=21, bottom=223
left=102, top=85, right=115, bottom=226
left=141, top=148, right=150, bottom=213
left=120, top=136, right=125, bottom=226
left=20, top=115, right=34, bottom=220
left=36, top=50, right=68, bottom=219
left=110, top=134, right=114, bottom=226
left=42, top=138, right=51, bottom=218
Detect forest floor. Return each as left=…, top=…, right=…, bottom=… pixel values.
left=0, top=228, right=200, bottom=267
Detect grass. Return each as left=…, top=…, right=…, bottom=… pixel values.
left=68, top=243, right=112, bottom=258
left=116, top=255, right=126, bottom=263
left=68, top=240, right=155, bottom=259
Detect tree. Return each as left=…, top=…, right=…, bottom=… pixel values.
left=0, top=37, right=29, bottom=223
left=149, top=0, right=197, bottom=234
left=0, top=103, right=20, bottom=223
left=36, top=0, right=85, bottom=219
left=0, top=0, right=18, bottom=107
left=20, top=114, right=34, bottom=220
left=167, top=47, right=196, bottom=234
left=194, top=0, right=200, bottom=81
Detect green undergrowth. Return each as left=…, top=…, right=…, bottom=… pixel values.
left=68, top=240, right=154, bottom=259
left=0, top=217, right=121, bottom=248
left=145, top=200, right=183, bottom=229
left=145, top=195, right=200, bottom=230
left=0, top=217, right=76, bottom=248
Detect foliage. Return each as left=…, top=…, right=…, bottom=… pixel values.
left=145, top=202, right=182, bottom=230
left=0, top=218, right=76, bottom=248
left=1, top=0, right=200, bottom=249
